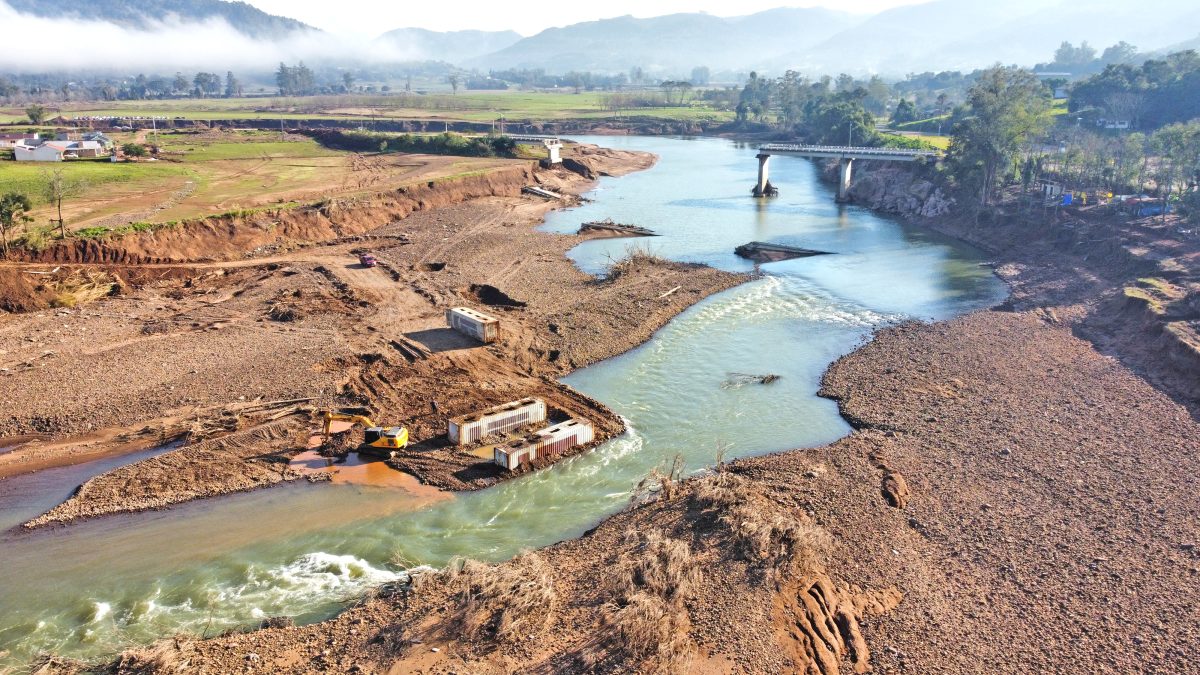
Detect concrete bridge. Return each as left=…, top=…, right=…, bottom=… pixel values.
left=509, top=135, right=563, bottom=164
left=753, top=144, right=940, bottom=201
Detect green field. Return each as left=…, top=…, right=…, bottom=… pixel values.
left=0, top=160, right=188, bottom=197
left=0, top=91, right=734, bottom=125
left=0, top=128, right=515, bottom=230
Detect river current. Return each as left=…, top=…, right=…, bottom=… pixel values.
left=0, top=135, right=1005, bottom=667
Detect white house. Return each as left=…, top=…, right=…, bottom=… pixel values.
left=0, top=132, right=38, bottom=149
left=13, top=139, right=106, bottom=161
left=15, top=141, right=67, bottom=162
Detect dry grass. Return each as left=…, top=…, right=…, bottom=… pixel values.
left=600, top=529, right=700, bottom=672
left=48, top=270, right=120, bottom=308
left=109, top=637, right=194, bottom=674
left=27, top=656, right=87, bottom=675
left=441, top=552, right=557, bottom=643
left=693, top=471, right=831, bottom=574
left=604, top=244, right=669, bottom=282
left=602, top=592, right=692, bottom=670
left=611, top=529, right=701, bottom=606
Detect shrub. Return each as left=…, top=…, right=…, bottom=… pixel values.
left=442, top=552, right=557, bottom=643
left=604, top=244, right=669, bottom=281
left=611, top=530, right=700, bottom=607
left=692, top=471, right=831, bottom=573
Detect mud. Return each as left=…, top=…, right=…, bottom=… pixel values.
left=1, top=145, right=744, bottom=528
left=106, top=165, right=1200, bottom=674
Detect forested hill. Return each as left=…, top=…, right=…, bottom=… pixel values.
left=4, top=0, right=314, bottom=37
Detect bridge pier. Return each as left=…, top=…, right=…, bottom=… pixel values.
left=752, top=153, right=777, bottom=197
left=837, top=158, right=854, bottom=202
left=751, top=144, right=939, bottom=204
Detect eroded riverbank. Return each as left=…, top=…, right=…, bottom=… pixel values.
left=3, top=144, right=746, bottom=530
left=137, top=261, right=1200, bottom=675
left=1, top=136, right=1008, bottom=670
left=95, top=140, right=1200, bottom=674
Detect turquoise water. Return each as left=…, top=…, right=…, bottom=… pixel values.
left=0, top=135, right=1005, bottom=667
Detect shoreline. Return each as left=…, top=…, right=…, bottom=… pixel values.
left=3, top=143, right=748, bottom=530
left=17, top=135, right=1200, bottom=672
left=164, top=208, right=1200, bottom=673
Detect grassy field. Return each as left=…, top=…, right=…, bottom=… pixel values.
left=2, top=129, right=515, bottom=230
left=0, top=91, right=734, bottom=125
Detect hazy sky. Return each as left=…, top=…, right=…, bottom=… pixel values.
left=247, top=0, right=928, bottom=37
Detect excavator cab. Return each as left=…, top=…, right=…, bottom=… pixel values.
left=321, top=411, right=409, bottom=458
left=363, top=426, right=409, bottom=449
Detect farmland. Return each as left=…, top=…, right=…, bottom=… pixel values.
left=0, top=91, right=735, bottom=125
left=2, top=129, right=518, bottom=231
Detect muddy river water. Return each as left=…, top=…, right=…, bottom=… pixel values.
left=0, top=135, right=1006, bottom=667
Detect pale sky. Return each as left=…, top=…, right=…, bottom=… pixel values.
left=246, top=0, right=929, bottom=37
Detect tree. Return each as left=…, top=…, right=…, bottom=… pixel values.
left=1101, top=41, right=1139, bottom=64
left=949, top=66, right=1052, bottom=206
left=173, top=73, right=189, bottom=95
left=690, top=66, right=711, bottom=86
left=225, top=71, right=242, bottom=98
left=1150, top=121, right=1200, bottom=222
left=26, top=104, right=47, bottom=124
left=892, top=98, right=919, bottom=125
left=342, top=72, right=355, bottom=92
left=41, top=169, right=86, bottom=239
left=1054, top=41, right=1097, bottom=69
left=121, top=142, right=148, bottom=157
left=0, top=192, right=33, bottom=254
left=447, top=73, right=461, bottom=94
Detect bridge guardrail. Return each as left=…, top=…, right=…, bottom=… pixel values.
left=759, top=144, right=939, bottom=157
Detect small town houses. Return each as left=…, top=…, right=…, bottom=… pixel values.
left=9, top=131, right=115, bottom=162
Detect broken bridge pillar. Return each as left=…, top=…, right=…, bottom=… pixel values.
left=753, top=153, right=773, bottom=197
left=837, top=157, right=854, bottom=202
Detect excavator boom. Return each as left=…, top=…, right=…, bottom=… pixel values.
left=319, top=411, right=408, bottom=457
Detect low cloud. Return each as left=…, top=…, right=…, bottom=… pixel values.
left=0, top=3, right=423, bottom=73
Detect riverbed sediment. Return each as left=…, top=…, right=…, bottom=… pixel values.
left=123, top=156, right=1200, bottom=674
left=2, top=143, right=745, bottom=528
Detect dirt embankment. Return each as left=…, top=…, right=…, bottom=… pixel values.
left=835, top=160, right=1200, bottom=413
left=3, top=144, right=744, bottom=528
left=123, top=305, right=1200, bottom=675
left=7, top=165, right=535, bottom=267
left=90, top=157, right=1200, bottom=674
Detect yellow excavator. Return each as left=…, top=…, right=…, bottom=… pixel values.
left=320, top=411, right=409, bottom=458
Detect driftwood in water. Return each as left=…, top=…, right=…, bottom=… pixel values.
left=579, top=218, right=658, bottom=237
left=735, top=241, right=832, bottom=263
left=721, top=373, right=782, bottom=389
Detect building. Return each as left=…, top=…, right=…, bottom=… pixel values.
left=82, top=131, right=114, bottom=151
left=0, top=132, right=39, bottom=149
left=13, top=139, right=106, bottom=161
left=15, top=142, right=65, bottom=162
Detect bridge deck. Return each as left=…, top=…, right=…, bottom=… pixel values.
left=759, top=144, right=939, bottom=161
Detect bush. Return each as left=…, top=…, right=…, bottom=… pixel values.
left=611, top=529, right=700, bottom=606
left=121, top=142, right=148, bottom=158
left=692, top=471, right=831, bottom=573
left=15, top=225, right=53, bottom=252
left=442, top=552, right=557, bottom=643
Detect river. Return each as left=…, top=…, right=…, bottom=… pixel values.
left=0, top=135, right=1005, bottom=667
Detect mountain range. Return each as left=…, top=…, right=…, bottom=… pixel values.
left=465, top=8, right=859, bottom=74
left=4, top=0, right=312, bottom=38
left=374, top=28, right=522, bottom=64
left=6, top=0, right=1200, bottom=76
